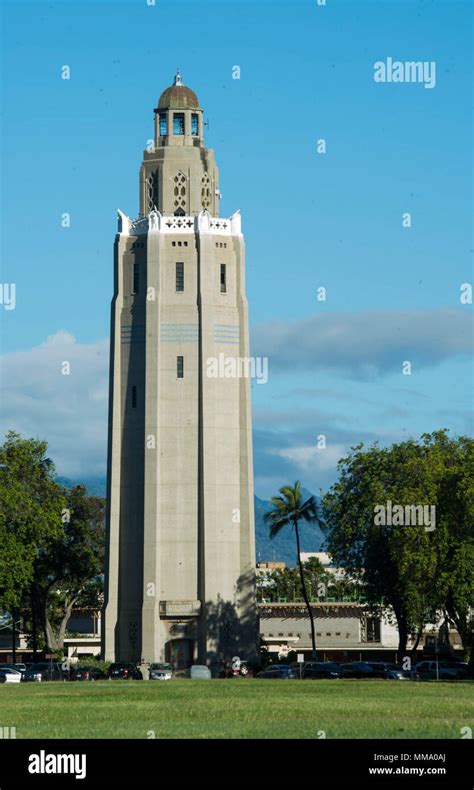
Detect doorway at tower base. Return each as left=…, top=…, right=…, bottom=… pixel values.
left=165, top=638, right=194, bottom=670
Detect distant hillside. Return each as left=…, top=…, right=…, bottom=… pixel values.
left=57, top=477, right=324, bottom=567
left=254, top=489, right=325, bottom=566
left=56, top=476, right=107, bottom=498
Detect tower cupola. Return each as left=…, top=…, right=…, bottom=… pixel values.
left=154, top=71, right=203, bottom=145
left=142, top=72, right=219, bottom=216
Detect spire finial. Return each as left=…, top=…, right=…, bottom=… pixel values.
left=174, top=69, right=183, bottom=86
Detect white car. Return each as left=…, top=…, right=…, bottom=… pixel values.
left=0, top=667, right=22, bottom=683
left=149, top=663, right=173, bottom=680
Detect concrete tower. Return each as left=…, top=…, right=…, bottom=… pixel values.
left=103, top=73, right=257, bottom=671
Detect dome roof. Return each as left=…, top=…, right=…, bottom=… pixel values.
left=157, top=71, right=200, bottom=110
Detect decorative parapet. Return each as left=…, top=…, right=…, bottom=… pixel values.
left=129, top=215, right=149, bottom=236
left=117, top=209, right=130, bottom=235
left=117, top=208, right=242, bottom=237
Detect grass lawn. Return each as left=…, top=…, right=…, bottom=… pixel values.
left=0, top=680, right=472, bottom=739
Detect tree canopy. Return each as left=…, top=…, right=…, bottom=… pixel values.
left=322, top=431, right=474, bottom=659
left=0, top=431, right=65, bottom=611
left=0, top=432, right=105, bottom=653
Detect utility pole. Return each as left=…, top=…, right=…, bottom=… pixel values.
left=12, top=608, right=16, bottom=663
left=31, top=586, right=38, bottom=661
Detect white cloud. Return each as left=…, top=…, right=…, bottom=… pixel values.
left=1, top=331, right=109, bottom=478
left=252, top=308, right=473, bottom=378
left=272, top=443, right=347, bottom=473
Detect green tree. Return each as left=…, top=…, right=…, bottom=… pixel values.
left=322, top=431, right=474, bottom=658
left=257, top=559, right=330, bottom=603
left=0, top=432, right=65, bottom=613
left=31, top=485, right=105, bottom=652
left=428, top=434, right=474, bottom=668
left=301, top=557, right=330, bottom=601
left=264, top=481, right=323, bottom=657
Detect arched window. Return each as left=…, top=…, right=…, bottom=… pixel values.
left=146, top=171, right=158, bottom=212
left=173, top=171, right=187, bottom=213
left=201, top=173, right=211, bottom=209
left=173, top=113, right=185, bottom=135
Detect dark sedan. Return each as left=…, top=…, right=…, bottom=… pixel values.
left=414, top=661, right=463, bottom=680
left=23, top=662, right=69, bottom=682
left=339, top=662, right=386, bottom=679
left=302, top=661, right=341, bottom=679
left=70, top=665, right=106, bottom=681
left=366, top=662, right=411, bottom=680
left=107, top=662, right=143, bottom=680
left=256, top=664, right=298, bottom=679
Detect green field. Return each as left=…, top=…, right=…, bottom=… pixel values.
left=1, top=680, right=473, bottom=739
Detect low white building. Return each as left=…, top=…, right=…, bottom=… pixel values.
left=258, top=602, right=461, bottom=663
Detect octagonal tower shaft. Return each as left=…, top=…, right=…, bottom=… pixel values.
left=103, top=74, right=257, bottom=671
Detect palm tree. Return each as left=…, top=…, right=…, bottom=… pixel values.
left=264, top=481, right=323, bottom=658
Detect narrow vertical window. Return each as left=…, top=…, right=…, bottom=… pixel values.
left=177, top=356, right=184, bottom=378
left=146, top=171, right=158, bottom=212
left=133, top=263, right=139, bottom=294
left=176, top=262, right=184, bottom=292
left=159, top=113, right=167, bottom=136
left=173, top=113, right=185, bottom=135
left=132, top=386, right=137, bottom=408
left=220, top=263, right=226, bottom=293
left=191, top=113, right=199, bottom=136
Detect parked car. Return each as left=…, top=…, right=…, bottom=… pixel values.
left=302, top=661, right=341, bottom=680
left=70, top=665, right=106, bottom=681
left=0, top=667, right=22, bottom=683
left=438, top=661, right=469, bottom=679
left=414, top=661, right=461, bottom=680
left=23, top=662, right=69, bottom=682
left=149, top=662, right=173, bottom=681
left=256, top=664, right=299, bottom=679
left=11, top=663, right=27, bottom=674
left=366, top=662, right=410, bottom=680
left=339, top=661, right=386, bottom=679
left=107, top=662, right=143, bottom=680
left=187, top=665, right=211, bottom=679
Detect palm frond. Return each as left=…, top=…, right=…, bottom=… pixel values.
left=300, top=495, right=324, bottom=527
left=269, top=516, right=291, bottom=539
left=278, top=481, right=302, bottom=510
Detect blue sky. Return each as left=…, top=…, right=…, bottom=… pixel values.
left=1, top=0, right=472, bottom=497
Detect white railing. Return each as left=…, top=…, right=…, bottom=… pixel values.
left=117, top=208, right=241, bottom=237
